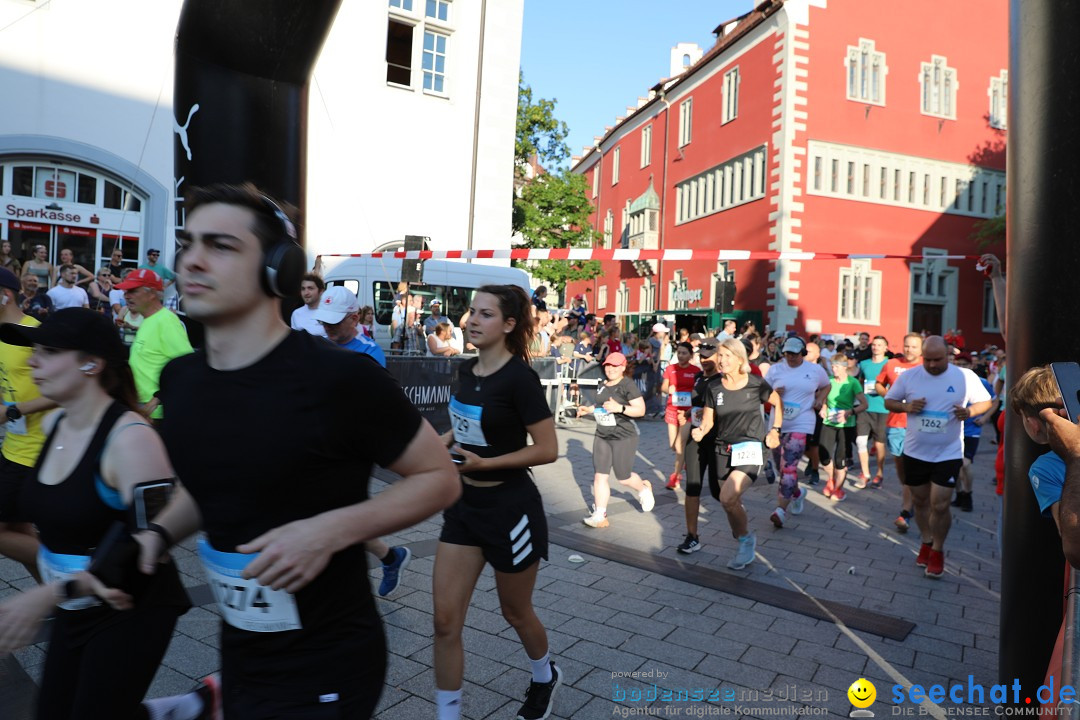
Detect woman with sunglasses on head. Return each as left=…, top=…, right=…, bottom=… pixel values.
left=435, top=284, right=561, bottom=720
left=690, top=338, right=783, bottom=570
left=87, top=266, right=115, bottom=320
left=22, top=244, right=55, bottom=289
left=0, top=308, right=190, bottom=720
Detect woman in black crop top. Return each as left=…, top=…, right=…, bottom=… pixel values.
left=434, top=285, right=562, bottom=720
left=0, top=309, right=189, bottom=720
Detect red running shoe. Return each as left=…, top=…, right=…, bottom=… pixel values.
left=666, top=472, right=681, bottom=490
left=925, top=549, right=945, bottom=578
left=916, top=542, right=932, bottom=567
left=869, top=474, right=884, bottom=489
left=823, top=479, right=835, bottom=498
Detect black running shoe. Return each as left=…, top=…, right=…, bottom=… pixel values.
left=677, top=534, right=701, bottom=554
left=517, top=662, right=562, bottom=720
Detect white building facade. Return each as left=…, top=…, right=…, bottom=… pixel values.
left=0, top=0, right=523, bottom=280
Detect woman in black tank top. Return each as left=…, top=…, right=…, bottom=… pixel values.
left=0, top=309, right=190, bottom=720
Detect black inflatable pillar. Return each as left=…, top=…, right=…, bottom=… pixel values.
left=1000, top=0, right=1080, bottom=695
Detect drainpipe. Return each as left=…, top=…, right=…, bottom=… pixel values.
left=658, top=89, right=671, bottom=318
left=592, top=142, right=602, bottom=309
left=465, top=0, right=488, bottom=260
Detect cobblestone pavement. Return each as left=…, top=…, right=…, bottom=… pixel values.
left=0, top=415, right=1004, bottom=719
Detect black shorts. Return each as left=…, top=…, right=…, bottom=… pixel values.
left=222, top=659, right=386, bottom=720
left=440, top=480, right=548, bottom=573
left=856, top=412, right=888, bottom=443
left=963, top=436, right=980, bottom=461
left=593, top=433, right=638, bottom=480
left=900, top=455, right=963, bottom=488
left=0, top=453, right=30, bottom=523
left=715, top=442, right=762, bottom=482
left=805, top=415, right=823, bottom=446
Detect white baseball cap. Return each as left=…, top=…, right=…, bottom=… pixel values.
left=652, top=322, right=669, bottom=334
left=313, top=286, right=360, bottom=324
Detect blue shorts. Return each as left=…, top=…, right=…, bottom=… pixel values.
left=887, top=427, right=906, bottom=456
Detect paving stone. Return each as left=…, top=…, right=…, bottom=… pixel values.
left=696, top=653, right=777, bottom=689
left=618, top=634, right=706, bottom=670
left=740, top=646, right=818, bottom=681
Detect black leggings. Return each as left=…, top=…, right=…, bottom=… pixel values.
left=818, top=425, right=855, bottom=467
left=37, top=605, right=181, bottom=720
left=684, top=437, right=720, bottom=500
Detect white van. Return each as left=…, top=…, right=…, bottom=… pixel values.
left=320, top=256, right=532, bottom=350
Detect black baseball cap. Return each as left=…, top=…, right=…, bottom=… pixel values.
left=698, top=338, right=720, bottom=357
left=0, top=308, right=128, bottom=362
left=0, top=268, right=18, bottom=293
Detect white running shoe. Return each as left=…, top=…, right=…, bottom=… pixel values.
left=790, top=489, right=805, bottom=515
left=638, top=481, right=655, bottom=512
left=727, top=532, right=757, bottom=570
left=583, top=507, right=609, bottom=528
left=770, top=507, right=786, bottom=528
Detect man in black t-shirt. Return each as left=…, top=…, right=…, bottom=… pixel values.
left=17, top=273, right=52, bottom=322
left=135, top=184, right=460, bottom=720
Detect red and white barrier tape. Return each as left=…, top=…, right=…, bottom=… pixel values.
left=317, top=249, right=979, bottom=262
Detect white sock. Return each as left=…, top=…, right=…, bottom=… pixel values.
left=436, top=688, right=463, bottom=720
left=529, top=652, right=552, bottom=683
left=142, top=692, right=203, bottom=720
left=593, top=506, right=607, bottom=517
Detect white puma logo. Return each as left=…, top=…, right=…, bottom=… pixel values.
left=174, top=103, right=200, bottom=161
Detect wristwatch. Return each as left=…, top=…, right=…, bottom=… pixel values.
left=6, top=405, right=22, bottom=422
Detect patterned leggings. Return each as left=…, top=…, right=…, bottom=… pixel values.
left=772, top=432, right=808, bottom=500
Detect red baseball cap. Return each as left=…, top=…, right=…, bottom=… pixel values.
left=603, top=352, right=627, bottom=367
left=115, top=268, right=164, bottom=291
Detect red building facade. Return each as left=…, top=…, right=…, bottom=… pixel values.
left=567, top=0, right=1007, bottom=348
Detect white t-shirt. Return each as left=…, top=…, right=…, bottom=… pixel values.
left=885, top=365, right=991, bottom=463
left=290, top=304, right=328, bottom=338
left=47, top=284, right=89, bottom=310
left=109, top=288, right=126, bottom=309
left=765, top=359, right=830, bottom=434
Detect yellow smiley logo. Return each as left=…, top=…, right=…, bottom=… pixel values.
left=848, top=678, right=876, bottom=709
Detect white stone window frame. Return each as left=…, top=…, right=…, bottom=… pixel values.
left=679, top=97, right=693, bottom=148
left=988, top=70, right=1008, bottom=130
left=592, top=165, right=600, bottom=198
left=669, top=270, right=689, bottom=311
left=424, top=0, right=451, bottom=23
left=844, top=39, right=887, bottom=107
left=982, top=280, right=1000, bottom=332
left=640, top=125, right=652, bottom=169
left=837, top=259, right=882, bottom=325
left=603, top=209, right=614, bottom=249
left=919, top=55, right=958, bottom=121
left=617, top=281, right=629, bottom=314
left=612, top=147, right=620, bottom=186
left=722, top=66, right=740, bottom=124
left=640, top=278, right=655, bottom=313
left=674, top=145, right=767, bottom=225
left=909, top=248, right=958, bottom=332
left=806, top=141, right=1004, bottom=220
left=387, top=0, right=454, bottom=96
left=598, top=284, right=608, bottom=310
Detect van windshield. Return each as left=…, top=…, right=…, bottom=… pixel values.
left=371, top=281, right=473, bottom=327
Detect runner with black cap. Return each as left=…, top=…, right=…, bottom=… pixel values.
left=578, top=351, right=653, bottom=528
left=678, top=337, right=724, bottom=553
left=0, top=308, right=191, bottom=719
left=0, top=267, right=58, bottom=581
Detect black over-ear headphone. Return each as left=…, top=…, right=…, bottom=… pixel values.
left=257, top=195, right=306, bottom=299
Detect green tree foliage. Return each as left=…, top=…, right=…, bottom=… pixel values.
left=516, top=172, right=601, bottom=291
left=971, top=213, right=1005, bottom=250
left=514, top=74, right=601, bottom=292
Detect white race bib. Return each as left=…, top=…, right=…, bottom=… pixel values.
left=672, top=391, right=691, bottom=408
left=5, top=402, right=26, bottom=435
left=731, top=441, right=764, bottom=466
left=198, top=538, right=302, bottom=633
left=782, top=402, right=801, bottom=420
left=38, top=546, right=98, bottom=611
left=449, top=397, right=488, bottom=447
left=917, top=411, right=949, bottom=434
left=691, top=407, right=704, bottom=428
left=863, top=380, right=878, bottom=396
left=593, top=408, right=617, bottom=427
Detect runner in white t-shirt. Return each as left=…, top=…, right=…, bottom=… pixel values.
left=763, top=337, right=830, bottom=528
left=884, top=336, right=992, bottom=579
left=45, top=265, right=89, bottom=310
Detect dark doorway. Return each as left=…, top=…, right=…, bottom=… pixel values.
left=911, top=303, right=943, bottom=335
